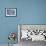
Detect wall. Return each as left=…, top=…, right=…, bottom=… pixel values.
left=0, top=0, right=46, bottom=44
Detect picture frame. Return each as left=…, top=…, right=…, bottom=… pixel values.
left=5, top=8, right=17, bottom=17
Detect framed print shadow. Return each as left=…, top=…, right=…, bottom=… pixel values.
left=5, top=8, right=17, bottom=17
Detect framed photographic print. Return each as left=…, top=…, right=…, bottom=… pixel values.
left=5, top=8, right=17, bottom=17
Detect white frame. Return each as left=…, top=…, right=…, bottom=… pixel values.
left=5, top=8, right=17, bottom=17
